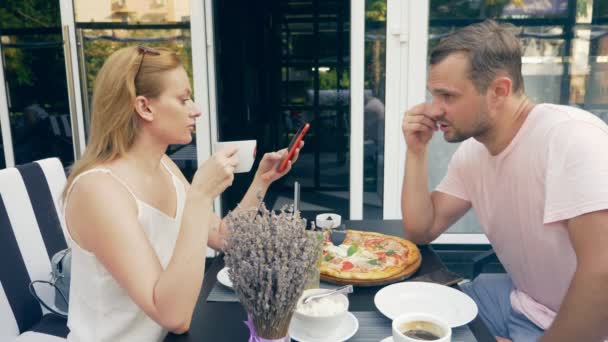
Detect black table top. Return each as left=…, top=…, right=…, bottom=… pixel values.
left=164, top=219, right=495, bottom=342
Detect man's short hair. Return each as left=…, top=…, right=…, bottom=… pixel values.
left=429, top=20, right=524, bottom=95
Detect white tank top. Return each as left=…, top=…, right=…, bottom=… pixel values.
left=63, top=161, right=185, bottom=342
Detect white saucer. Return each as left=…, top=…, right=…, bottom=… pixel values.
left=216, top=267, right=233, bottom=289
left=289, top=312, right=358, bottom=342
left=380, top=337, right=393, bottom=342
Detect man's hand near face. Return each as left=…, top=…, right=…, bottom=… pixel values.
left=402, top=102, right=438, bottom=155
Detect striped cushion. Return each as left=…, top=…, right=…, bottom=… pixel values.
left=14, top=332, right=66, bottom=342
left=22, top=314, right=68, bottom=340
left=0, top=158, right=69, bottom=340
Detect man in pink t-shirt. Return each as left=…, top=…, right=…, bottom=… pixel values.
left=401, top=20, right=608, bottom=342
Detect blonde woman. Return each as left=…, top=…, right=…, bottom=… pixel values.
left=62, top=46, right=302, bottom=341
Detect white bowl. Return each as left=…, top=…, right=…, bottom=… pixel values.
left=292, top=288, right=349, bottom=338
left=315, top=213, right=341, bottom=229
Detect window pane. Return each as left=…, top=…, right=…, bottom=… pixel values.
left=0, top=0, right=75, bottom=167
left=363, top=0, right=386, bottom=219
left=72, top=0, right=195, bottom=179
left=594, top=1, right=608, bottom=19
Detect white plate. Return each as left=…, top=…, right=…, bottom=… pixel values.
left=289, top=312, right=358, bottom=342
left=216, top=267, right=233, bottom=289
left=374, top=281, right=477, bottom=327
left=380, top=337, right=393, bottom=342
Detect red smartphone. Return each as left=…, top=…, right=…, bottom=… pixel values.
left=278, top=123, right=310, bottom=172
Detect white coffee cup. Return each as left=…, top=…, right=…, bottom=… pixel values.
left=392, top=313, right=451, bottom=342
left=213, top=140, right=257, bottom=173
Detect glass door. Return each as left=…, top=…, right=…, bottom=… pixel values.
left=0, top=0, right=77, bottom=167
left=212, top=0, right=356, bottom=220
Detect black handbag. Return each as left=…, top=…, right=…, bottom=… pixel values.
left=29, top=248, right=71, bottom=318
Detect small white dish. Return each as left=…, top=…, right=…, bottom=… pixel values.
left=315, top=213, right=341, bottom=229
left=289, top=311, right=358, bottom=342
left=216, top=267, right=233, bottom=289
left=380, top=337, right=393, bottom=342
left=374, top=281, right=477, bottom=327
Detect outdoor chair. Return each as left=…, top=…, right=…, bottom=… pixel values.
left=0, top=157, right=69, bottom=341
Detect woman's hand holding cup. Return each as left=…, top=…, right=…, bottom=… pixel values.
left=192, top=147, right=239, bottom=199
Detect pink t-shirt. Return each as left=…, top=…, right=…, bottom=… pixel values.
left=436, top=103, right=608, bottom=329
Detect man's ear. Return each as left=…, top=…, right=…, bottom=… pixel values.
left=490, top=76, right=512, bottom=101
left=134, top=95, right=154, bottom=122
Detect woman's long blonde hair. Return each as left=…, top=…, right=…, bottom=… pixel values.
left=63, top=46, right=182, bottom=199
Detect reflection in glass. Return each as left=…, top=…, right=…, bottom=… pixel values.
left=363, top=0, right=386, bottom=218
left=0, top=1, right=61, bottom=29
left=430, top=0, right=568, bottom=20
left=594, top=0, right=608, bottom=19
left=279, top=1, right=345, bottom=18
left=72, top=0, right=195, bottom=179
left=317, top=109, right=348, bottom=190
left=282, top=67, right=313, bottom=105
left=520, top=26, right=566, bottom=104
left=584, top=26, right=608, bottom=118
left=73, top=1, right=190, bottom=25
left=1, top=0, right=75, bottom=167
left=282, top=21, right=342, bottom=59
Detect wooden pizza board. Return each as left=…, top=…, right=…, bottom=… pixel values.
left=320, top=256, right=422, bottom=287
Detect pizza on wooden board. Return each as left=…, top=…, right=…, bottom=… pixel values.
left=320, top=230, right=421, bottom=286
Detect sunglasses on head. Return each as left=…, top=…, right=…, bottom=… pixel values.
left=135, top=45, right=161, bottom=81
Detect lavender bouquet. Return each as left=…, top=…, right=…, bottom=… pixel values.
left=224, top=203, right=323, bottom=340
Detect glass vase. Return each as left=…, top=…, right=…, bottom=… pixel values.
left=304, top=230, right=324, bottom=290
